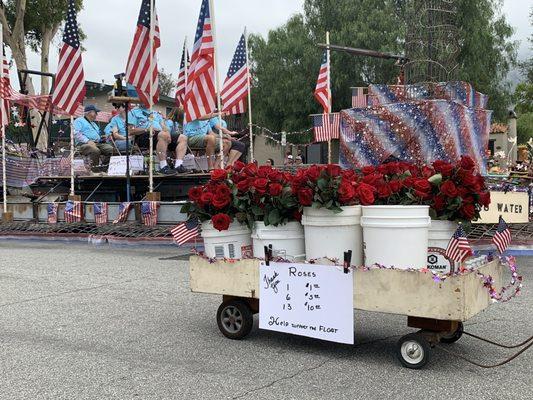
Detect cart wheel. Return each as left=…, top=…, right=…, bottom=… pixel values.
left=216, top=299, right=254, bottom=340
left=440, top=322, right=464, bottom=344
left=396, top=333, right=431, bottom=369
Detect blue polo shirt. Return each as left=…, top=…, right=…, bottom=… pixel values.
left=184, top=119, right=211, bottom=138
left=73, top=116, right=102, bottom=145
left=209, top=116, right=227, bottom=130
left=127, top=107, right=165, bottom=131
left=104, top=115, right=126, bottom=138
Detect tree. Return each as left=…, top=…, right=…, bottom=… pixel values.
left=158, top=68, right=175, bottom=97
left=517, top=113, right=533, bottom=144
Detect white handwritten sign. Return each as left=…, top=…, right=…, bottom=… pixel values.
left=476, top=191, right=529, bottom=224
left=259, top=262, right=354, bottom=344
left=107, top=156, right=144, bottom=176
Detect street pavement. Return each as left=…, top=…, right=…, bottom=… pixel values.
left=0, top=240, right=531, bottom=400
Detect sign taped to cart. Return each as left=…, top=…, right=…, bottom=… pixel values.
left=259, top=262, right=354, bottom=344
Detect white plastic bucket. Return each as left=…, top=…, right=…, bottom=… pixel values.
left=201, top=221, right=252, bottom=259
left=301, top=205, right=363, bottom=265
left=361, top=205, right=430, bottom=270
left=427, top=220, right=458, bottom=274
left=251, top=221, right=305, bottom=261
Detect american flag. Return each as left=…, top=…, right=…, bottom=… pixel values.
left=113, top=202, right=133, bottom=224
left=94, top=202, right=109, bottom=225
left=171, top=219, right=200, bottom=245
left=64, top=200, right=82, bottom=223
left=221, top=33, right=249, bottom=115
left=492, top=216, right=512, bottom=254
left=445, top=225, right=473, bottom=262
left=175, top=42, right=189, bottom=108
left=51, top=0, right=85, bottom=116
left=351, top=87, right=367, bottom=108
left=312, top=113, right=340, bottom=142
left=314, top=51, right=330, bottom=114
left=47, top=203, right=59, bottom=224
left=1, top=49, right=11, bottom=127
left=125, top=0, right=161, bottom=108
left=184, top=0, right=215, bottom=122
left=141, top=201, right=159, bottom=226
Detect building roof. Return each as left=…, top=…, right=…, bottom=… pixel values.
left=490, top=123, right=508, bottom=134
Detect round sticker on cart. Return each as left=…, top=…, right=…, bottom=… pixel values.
left=427, top=247, right=455, bottom=274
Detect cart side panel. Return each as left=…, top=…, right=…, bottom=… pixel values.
left=189, top=256, right=260, bottom=298
left=462, top=260, right=504, bottom=321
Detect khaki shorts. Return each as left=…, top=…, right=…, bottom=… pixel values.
left=187, top=134, right=228, bottom=151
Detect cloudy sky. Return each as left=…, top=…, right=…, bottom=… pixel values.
left=7, top=0, right=532, bottom=91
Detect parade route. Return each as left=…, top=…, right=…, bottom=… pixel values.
left=0, top=241, right=531, bottom=400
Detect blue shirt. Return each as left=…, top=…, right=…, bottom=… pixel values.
left=184, top=119, right=211, bottom=138
left=127, top=107, right=165, bottom=131
left=166, top=120, right=182, bottom=138
left=104, top=115, right=126, bottom=138
left=73, top=117, right=102, bottom=145
left=209, top=116, right=227, bottom=130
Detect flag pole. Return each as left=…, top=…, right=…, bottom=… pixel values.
left=182, top=36, right=188, bottom=128
left=244, top=27, right=254, bottom=163
left=0, top=24, right=7, bottom=216
left=209, top=0, right=225, bottom=169
left=148, top=0, right=155, bottom=192
left=326, top=31, right=332, bottom=164
left=70, top=116, right=75, bottom=196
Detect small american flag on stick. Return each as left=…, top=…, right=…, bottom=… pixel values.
left=64, top=200, right=82, bottom=223
left=51, top=0, right=85, bottom=115
left=221, top=33, right=249, bottom=115
left=141, top=201, right=159, bottom=226
left=175, top=42, right=189, bottom=108
left=314, top=51, right=330, bottom=113
left=445, top=225, right=472, bottom=263
left=113, top=202, right=133, bottom=224
left=94, top=202, right=108, bottom=225
left=171, top=219, right=200, bottom=245
left=1, top=49, right=10, bottom=128
left=492, top=216, right=511, bottom=254
left=47, top=203, right=59, bottom=224
left=312, top=113, right=340, bottom=142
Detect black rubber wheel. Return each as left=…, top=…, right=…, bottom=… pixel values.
left=396, top=333, right=431, bottom=369
left=440, top=322, right=464, bottom=344
left=216, top=299, right=254, bottom=340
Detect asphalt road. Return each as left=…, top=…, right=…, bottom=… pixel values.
left=0, top=240, right=531, bottom=400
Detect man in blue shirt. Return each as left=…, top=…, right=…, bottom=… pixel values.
left=104, top=104, right=133, bottom=152
left=74, top=105, right=113, bottom=171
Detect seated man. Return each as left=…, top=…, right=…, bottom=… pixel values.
left=127, top=104, right=177, bottom=175
left=208, top=115, right=244, bottom=168
left=104, top=104, right=133, bottom=152
left=74, top=105, right=113, bottom=172
left=159, top=107, right=188, bottom=173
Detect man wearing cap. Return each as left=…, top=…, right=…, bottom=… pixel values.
left=73, top=105, right=113, bottom=171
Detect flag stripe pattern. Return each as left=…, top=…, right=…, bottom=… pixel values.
left=1, top=50, right=10, bottom=128
left=175, top=43, right=190, bottom=107
left=141, top=201, right=158, bottom=226
left=183, top=0, right=215, bottom=122
left=351, top=87, right=367, bottom=108
left=445, top=225, right=472, bottom=262
left=94, top=202, right=109, bottom=225
left=314, top=51, right=330, bottom=113
left=493, top=216, right=512, bottom=254
left=64, top=200, right=83, bottom=223
left=126, top=0, right=161, bottom=108
left=171, top=219, right=200, bottom=245
left=313, top=113, right=340, bottom=142
left=51, top=0, right=86, bottom=116
left=113, top=202, right=133, bottom=224
left=221, top=34, right=249, bottom=115
left=47, top=203, right=59, bottom=224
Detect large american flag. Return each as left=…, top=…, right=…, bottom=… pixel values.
left=492, top=216, right=512, bottom=254
left=47, top=203, right=59, bottom=224
left=171, top=219, right=200, bottom=245
left=314, top=51, right=330, bottom=114
left=221, top=33, right=249, bottom=115
left=184, top=0, right=215, bottom=122
left=312, top=113, right=340, bottom=142
left=113, top=202, right=133, bottom=224
left=445, top=225, right=472, bottom=262
left=126, top=0, right=161, bottom=108
left=141, top=201, right=159, bottom=226
left=0, top=50, right=10, bottom=128
left=94, top=202, right=109, bottom=225
left=351, top=87, right=367, bottom=108
left=175, top=42, right=189, bottom=108
left=51, top=0, right=85, bottom=116
left=64, top=200, right=83, bottom=223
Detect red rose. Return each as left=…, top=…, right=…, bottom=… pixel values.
left=386, top=162, right=401, bottom=175
left=200, top=192, right=213, bottom=206
left=268, top=170, right=283, bottom=182
left=377, top=183, right=392, bottom=199
left=413, top=179, right=431, bottom=193
left=297, top=188, right=314, bottom=206
left=433, top=160, right=454, bottom=177
left=433, top=195, right=446, bottom=211
left=458, top=187, right=469, bottom=198
left=306, top=165, right=322, bottom=181
left=326, top=164, right=342, bottom=177
left=253, top=178, right=269, bottom=195
left=215, top=184, right=231, bottom=200
left=421, top=166, right=434, bottom=179
left=357, top=183, right=376, bottom=206
left=460, top=204, right=476, bottom=220
left=188, top=186, right=203, bottom=202
left=342, top=169, right=357, bottom=181
left=362, top=173, right=383, bottom=186
left=243, top=163, right=258, bottom=177
left=460, top=155, right=475, bottom=171
left=269, top=183, right=283, bottom=196
left=414, top=190, right=432, bottom=200
left=361, top=166, right=375, bottom=175
left=257, top=166, right=271, bottom=178
left=211, top=213, right=232, bottom=231
left=377, top=164, right=388, bottom=174
left=440, top=180, right=458, bottom=198
left=479, top=191, right=491, bottom=207
left=292, top=210, right=302, bottom=222
left=403, top=177, right=414, bottom=188
left=338, top=180, right=356, bottom=204
left=211, top=169, right=227, bottom=181
left=389, top=180, right=402, bottom=193
left=460, top=171, right=476, bottom=187
left=232, top=161, right=245, bottom=172
left=212, top=196, right=230, bottom=209
left=237, top=179, right=250, bottom=193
